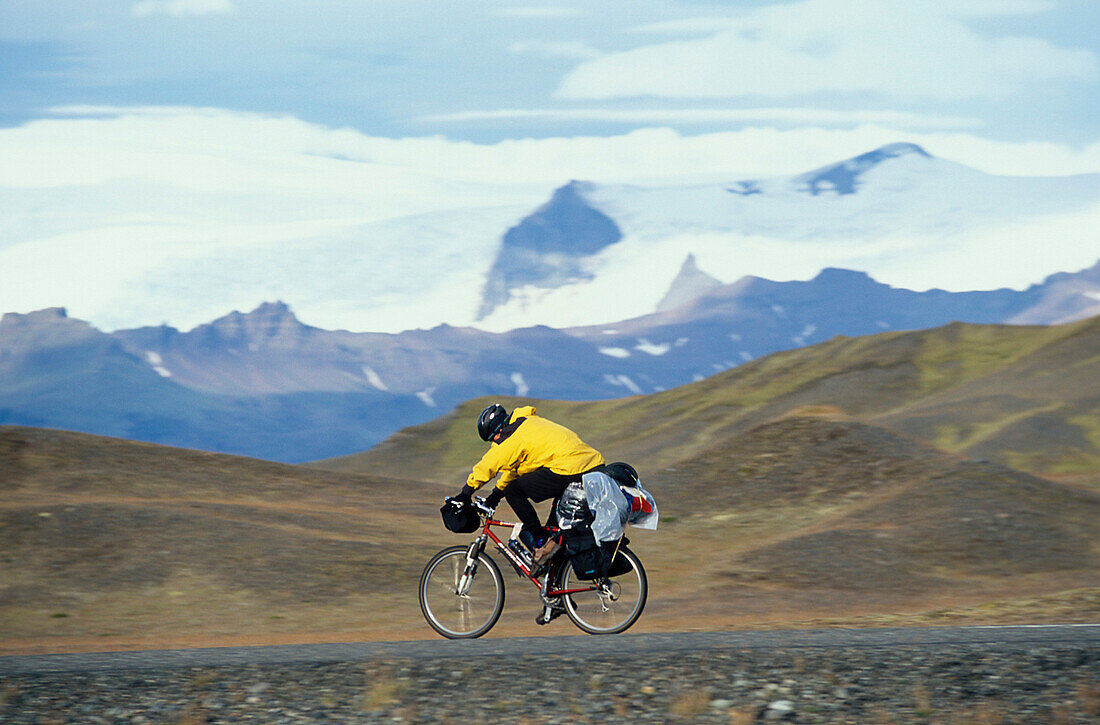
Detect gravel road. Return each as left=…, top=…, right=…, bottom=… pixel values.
left=2, top=625, right=1099, bottom=723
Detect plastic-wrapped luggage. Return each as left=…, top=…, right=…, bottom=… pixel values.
left=555, top=469, right=659, bottom=543
left=556, top=480, right=590, bottom=530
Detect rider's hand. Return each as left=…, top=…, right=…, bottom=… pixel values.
left=484, top=488, right=504, bottom=510
left=452, top=485, right=475, bottom=505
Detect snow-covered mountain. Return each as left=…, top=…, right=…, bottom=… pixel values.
left=3, top=143, right=1097, bottom=336
left=3, top=261, right=1097, bottom=462
left=476, top=143, right=1100, bottom=331
left=477, top=181, right=622, bottom=320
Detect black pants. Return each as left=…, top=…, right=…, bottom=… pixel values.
left=503, top=468, right=581, bottom=540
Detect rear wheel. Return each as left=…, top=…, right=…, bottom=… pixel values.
left=419, top=546, right=505, bottom=639
left=561, top=545, right=647, bottom=634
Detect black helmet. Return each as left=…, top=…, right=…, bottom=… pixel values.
left=477, top=403, right=509, bottom=441
left=604, top=461, right=639, bottom=488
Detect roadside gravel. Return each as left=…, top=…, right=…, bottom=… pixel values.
left=3, top=643, right=1099, bottom=723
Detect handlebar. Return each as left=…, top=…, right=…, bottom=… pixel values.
left=470, top=496, right=495, bottom=517
left=443, top=495, right=496, bottom=518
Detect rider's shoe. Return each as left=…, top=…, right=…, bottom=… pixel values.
left=533, top=538, right=562, bottom=566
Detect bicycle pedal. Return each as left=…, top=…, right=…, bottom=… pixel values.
left=535, top=607, right=564, bottom=626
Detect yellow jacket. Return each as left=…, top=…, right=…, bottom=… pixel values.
left=466, top=406, right=604, bottom=492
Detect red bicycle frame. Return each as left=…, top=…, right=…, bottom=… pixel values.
left=477, top=515, right=597, bottom=599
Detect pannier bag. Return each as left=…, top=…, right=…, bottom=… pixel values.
left=560, top=527, right=608, bottom=580
left=560, top=528, right=633, bottom=580
left=552, top=460, right=657, bottom=578
left=440, top=500, right=481, bottom=533
left=605, top=547, right=633, bottom=577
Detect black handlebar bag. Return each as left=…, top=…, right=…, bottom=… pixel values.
left=440, top=501, right=481, bottom=533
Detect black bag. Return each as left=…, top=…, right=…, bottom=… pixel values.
left=561, top=527, right=612, bottom=580
left=440, top=501, right=480, bottom=533
left=601, top=461, right=638, bottom=488
left=605, top=545, right=633, bottom=577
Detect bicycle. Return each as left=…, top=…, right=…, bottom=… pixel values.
left=419, top=496, right=648, bottom=638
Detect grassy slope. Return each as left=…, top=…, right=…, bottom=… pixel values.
left=0, top=427, right=454, bottom=650
left=6, top=416, right=1098, bottom=653
left=318, top=317, right=1100, bottom=484
left=649, top=417, right=1100, bottom=624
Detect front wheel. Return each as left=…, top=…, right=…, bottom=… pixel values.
left=419, top=545, right=505, bottom=639
left=561, top=545, right=647, bottom=635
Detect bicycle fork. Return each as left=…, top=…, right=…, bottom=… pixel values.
left=456, top=536, right=486, bottom=596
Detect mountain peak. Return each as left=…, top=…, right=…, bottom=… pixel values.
left=195, top=301, right=310, bottom=349
left=0, top=307, right=103, bottom=350
left=870, top=142, right=932, bottom=159
left=216, top=301, right=301, bottom=324
left=0, top=307, right=69, bottom=327
left=0, top=308, right=95, bottom=339
left=477, top=180, right=622, bottom=319
left=797, top=142, right=934, bottom=196
left=657, top=254, right=723, bottom=313
left=812, top=267, right=877, bottom=286
left=249, top=300, right=296, bottom=319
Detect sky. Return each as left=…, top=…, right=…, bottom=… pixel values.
left=1, top=0, right=1098, bottom=331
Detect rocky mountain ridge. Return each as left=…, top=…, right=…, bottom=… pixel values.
left=2, top=261, right=1098, bottom=462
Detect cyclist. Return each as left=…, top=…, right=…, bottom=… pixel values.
left=452, top=403, right=605, bottom=568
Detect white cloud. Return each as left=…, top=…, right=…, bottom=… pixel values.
left=940, top=0, right=1058, bottom=17
left=8, top=106, right=1100, bottom=193
left=508, top=41, right=601, bottom=60
left=558, top=0, right=1098, bottom=101
left=132, top=0, right=235, bottom=18
left=626, top=17, right=741, bottom=36
left=498, top=7, right=584, bottom=18
left=421, top=107, right=981, bottom=130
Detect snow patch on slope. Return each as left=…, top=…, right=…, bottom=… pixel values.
left=604, top=374, right=642, bottom=394
left=362, top=366, right=388, bottom=391
left=144, top=351, right=172, bottom=378
left=635, top=339, right=670, bottom=356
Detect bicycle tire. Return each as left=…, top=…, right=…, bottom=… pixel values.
left=561, top=545, right=647, bottom=635
left=419, top=545, right=505, bottom=639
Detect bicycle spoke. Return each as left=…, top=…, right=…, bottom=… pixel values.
left=561, top=546, right=647, bottom=635
left=419, top=547, right=505, bottom=639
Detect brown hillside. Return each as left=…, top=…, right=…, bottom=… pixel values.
left=647, top=417, right=1100, bottom=623
left=4, top=413, right=1099, bottom=654
left=0, top=426, right=453, bottom=652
